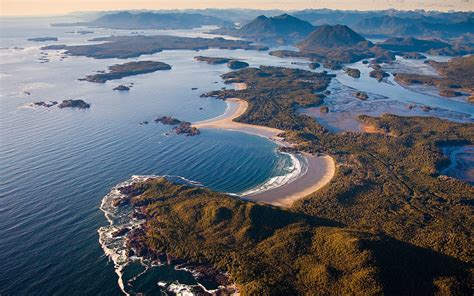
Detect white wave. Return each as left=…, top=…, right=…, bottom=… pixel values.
left=240, top=151, right=308, bottom=196
left=98, top=175, right=207, bottom=295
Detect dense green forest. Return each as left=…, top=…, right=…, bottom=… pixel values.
left=127, top=66, right=473, bottom=295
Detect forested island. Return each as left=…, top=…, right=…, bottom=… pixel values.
left=80, top=61, right=171, bottom=83
left=42, top=35, right=268, bottom=59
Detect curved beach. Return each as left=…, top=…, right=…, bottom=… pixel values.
left=193, top=84, right=336, bottom=207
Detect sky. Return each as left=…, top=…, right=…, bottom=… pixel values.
left=1, top=0, right=473, bottom=16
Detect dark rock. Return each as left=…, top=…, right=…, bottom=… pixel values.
left=33, top=101, right=58, bottom=108
left=113, top=85, right=130, bottom=91
left=112, top=227, right=130, bottom=238
left=154, top=116, right=181, bottom=125
left=58, top=99, right=90, bottom=109
left=308, top=62, right=320, bottom=69
left=355, top=91, right=369, bottom=100
left=369, top=69, right=389, bottom=81
left=191, top=87, right=198, bottom=90
left=174, top=121, right=200, bottom=136
left=345, top=68, right=361, bottom=78
left=227, top=60, right=249, bottom=70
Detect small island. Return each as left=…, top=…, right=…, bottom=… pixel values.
left=345, top=67, right=361, bottom=78
left=80, top=61, right=171, bottom=83
left=155, top=116, right=200, bottom=136
left=355, top=91, right=369, bottom=100
left=227, top=60, right=249, bottom=70
left=369, top=68, right=390, bottom=81
left=58, top=99, right=90, bottom=109
left=113, top=85, right=131, bottom=91
left=194, top=56, right=233, bottom=64
left=27, top=37, right=58, bottom=42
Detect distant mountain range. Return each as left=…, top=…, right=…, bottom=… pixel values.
left=353, top=15, right=474, bottom=38
left=53, top=11, right=232, bottom=30
left=212, top=14, right=315, bottom=44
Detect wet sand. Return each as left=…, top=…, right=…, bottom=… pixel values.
left=243, top=154, right=336, bottom=207
left=193, top=83, right=336, bottom=207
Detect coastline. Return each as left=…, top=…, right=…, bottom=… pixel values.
left=193, top=83, right=336, bottom=207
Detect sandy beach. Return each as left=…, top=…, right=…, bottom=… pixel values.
left=243, top=154, right=335, bottom=207
left=193, top=83, right=336, bottom=207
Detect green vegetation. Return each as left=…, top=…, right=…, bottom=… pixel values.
left=125, top=66, right=473, bottom=294
left=126, top=178, right=470, bottom=295
left=395, top=55, right=474, bottom=99
left=42, top=35, right=268, bottom=59
left=80, top=61, right=171, bottom=83
left=203, top=66, right=331, bottom=134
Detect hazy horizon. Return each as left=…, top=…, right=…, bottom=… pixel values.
left=1, top=0, right=473, bottom=17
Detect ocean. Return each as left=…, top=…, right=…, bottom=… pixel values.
left=1, top=16, right=472, bottom=295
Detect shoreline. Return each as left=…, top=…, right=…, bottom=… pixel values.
left=193, top=83, right=336, bottom=207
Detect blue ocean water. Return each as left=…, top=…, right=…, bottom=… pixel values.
left=0, top=17, right=303, bottom=295
left=1, top=16, right=473, bottom=295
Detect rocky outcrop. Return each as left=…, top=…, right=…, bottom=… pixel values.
left=58, top=99, right=90, bottom=109
left=113, top=85, right=131, bottom=91
left=154, top=116, right=181, bottom=125
left=345, top=68, right=361, bottom=78
left=33, top=101, right=58, bottom=107
left=174, top=122, right=200, bottom=136
left=227, top=60, right=249, bottom=70
left=308, top=62, right=320, bottom=69
left=355, top=91, right=369, bottom=100
left=369, top=68, right=390, bottom=81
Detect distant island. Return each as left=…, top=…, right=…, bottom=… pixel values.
left=377, top=37, right=473, bottom=56
left=58, top=99, right=90, bottom=109
left=52, top=11, right=232, bottom=30
left=27, top=37, right=58, bottom=42
left=395, top=55, right=474, bottom=100
left=80, top=61, right=171, bottom=83
left=32, top=99, right=90, bottom=109
left=42, top=35, right=268, bottom=59
left=194, top=56, right=233, bottom=64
